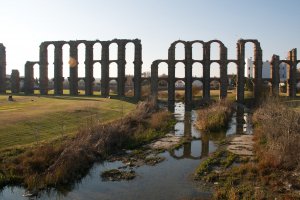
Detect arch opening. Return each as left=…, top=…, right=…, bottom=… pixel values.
left=192, top=80, right=203, bottom=100
left=93, top=62, right=101, bottom=95
left=47, top=44, right=55, bottom=92
left=175, top=80, right=185, bottom=101
left=175, top=43, right=185, bottom=60
left=175, top=62, right=185, bottom=78
left=93, top=42, right=102, bottom=60
left=210, top=42, right=220, bottom=60
left=125, top=42, right=135, bottom=97
left=62, top=44, right=70, bottom=94
left=192, top=43, right=203, bottom=60
left=109, top=43, right=118, bottom=61
left=192, top=62, right=203, bottom=78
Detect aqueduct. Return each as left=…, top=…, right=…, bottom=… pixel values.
left=0, top=39, right=299, bottom=111
left=23, top=39, right=143, bottom=99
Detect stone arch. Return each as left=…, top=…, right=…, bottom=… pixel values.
left=175, top=61, right=185, bottom=78
left=192, top=80, right=203, bottom=100
left=109, top=42, right=118, bottom=60
left=93, top=62, right=101, bottom=95
left=158, top=61, right=169, bottom=77
left=78, top=78, right=85, bottom=94
left=77, top=43, right=86, bottom=78
left=47, top=43, right=55, bottom=80
left=175, top=80, right=185, bottom=100
left=210, top=62, right=220, bottom=78
left=172, top=41, right=186, bottom=60
left=297, top=63, right=300, bottom=95
left=62, top=43, right=70, bottom=93
left=158, top=79, right=168, bottom=101
left=208, top=40, right=223, bottom=60
left=109, top=62, right=118, bottom=78
left=93, top=42, right=102, bottom=60
left=109, top=79, right=118, bottom=95
left=125, top=42, right=135, bottom=97
left=192, top=62, right=203, bottom=78
left=191, top=41, right=204, bottom=60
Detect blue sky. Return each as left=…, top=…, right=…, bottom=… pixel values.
left=1, top=0, right=300, bottom=78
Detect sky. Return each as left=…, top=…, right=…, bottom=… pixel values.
left=1, top=0, right=300, bottom=79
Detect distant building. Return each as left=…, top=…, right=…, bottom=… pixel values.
left=245, top=57, right=287, bottom=81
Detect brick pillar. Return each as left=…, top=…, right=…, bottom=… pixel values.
left=24, top=61, right=34, bottom=94
left=0, top=43, right=6, bottom=93
left=270, top=55, right=280, bottom=96
left=101, top=42, right=110, bottom=97
left=220, top=46, right=228, bottom=99
left=151, top=61, right=159, bottom=99
left=69, top=41, right=78, bottom=95
left=39, top=42, right=48, bottom=95
left=203, top=43, right=211, bottom=101
left=134, top=40, right=142, bottom=101
left=253, top=43, right=263, bottom=99
left=85, top=41, right=94, bottom=95
left=118, top=41, right=126, bottom=96
left=287, top=49, right=297, bottom=97
left=54, top=42, right=64, bottom=95
left=185, top=42, right=193, bottom=111
left=168, top=45, right=176, bottom=111
left=236, top=41, right=245, bottom=103
left=11, top=70, right=20, bottom=93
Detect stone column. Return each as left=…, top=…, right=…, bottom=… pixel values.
left=185, top=42, right=193, bottom=111
left=270, top=55, right=280, bottom=96
left=236, top=41, right=245, bottom=103
left=69, top=41, right=78, bottom=95
left=101, top=42, right=110, bottom=97
left=85, top=41, right=94, bottom=95
left=134, top=40, right=142, bottom=100
left=54, top=42, right=64, bottom=95
left=287, top=49, right=297, bottom=97
left=117, top=41, right=126, bottom=96
left=0, top=43, right=6, bottom=93
left=24, top=61, right=34, bottom=95
left=168, top=45, right=176, bottom=111
left=220, top=46, right=228, bottom=99
left=11, top=70, right=20, bottom=93
left=203, top=43, right=211, bottom=101
left=39, top=42, right=49, bottom=95
left=151, top=61, right=159, bottom=99
left=253, top=43, right=263, bottom=99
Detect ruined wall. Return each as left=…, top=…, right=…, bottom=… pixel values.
left=0, top=44, right=6, bottom=93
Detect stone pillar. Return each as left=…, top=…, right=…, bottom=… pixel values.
left=220, top=46, right=228, bottom=99
left=203, top=43, right=211, bottom=101
left=287, top=49, right=297, bottom=97
left=85, top=41, right=94, bottom=95
left=11, top=70, right=20, bottom=93
left=151, top=61, right=159, bottom=100
left=134, top=40, right=142, bottom=100
left=24, top=61, right=34, bottom=95
left=118, top=41, right=126, bottom=96
left=185, top=42, right=193, bottom=111
left=270, top=55, right=280, bottom=96
left=0, top=43, right=6, bottom=93
left=69, top=41, right=78, bottom=95
left=54, top=42, right=64, bottom=95
left=253, top=43, right=263, bottom=99
left=236, top=41, right=245, bottom=103
left=39, top=42, right=48, bottom=95
left=101, top=42, right=110, bottom=97
left=10, top=69, right=20, bottom=94
left=168, top=45, right=176, bottom=111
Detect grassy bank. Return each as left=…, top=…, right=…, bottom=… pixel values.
left=0, top=95, right=135, bottom=149
left=0, top=99, right=175, bottom=190
left=196, top=100, right=232, bottom=132
left=195, top=97, right=300, bottom=199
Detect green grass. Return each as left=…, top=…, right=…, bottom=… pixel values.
left=0, top=95, right=135, bottom=149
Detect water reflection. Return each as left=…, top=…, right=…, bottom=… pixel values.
left=226, top=105, right=252, bottom=135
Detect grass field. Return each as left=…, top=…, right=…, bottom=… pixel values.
left=0, top=95, right=135, bottom=149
